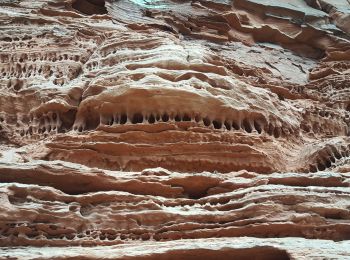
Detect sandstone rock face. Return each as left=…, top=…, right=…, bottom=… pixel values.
left=0, top=0, right=349, bottom=259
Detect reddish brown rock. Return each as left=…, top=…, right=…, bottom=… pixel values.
left=0, top=0, right=349, bottom=259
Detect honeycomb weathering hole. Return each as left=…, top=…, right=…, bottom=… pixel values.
left=1, top=0, right=350, bottom=256
left=72, top=0, right=107, bottom=15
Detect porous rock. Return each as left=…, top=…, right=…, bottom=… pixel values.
left=0, top=0, right=349, bottom=259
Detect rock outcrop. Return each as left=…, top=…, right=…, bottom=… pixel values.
left=0, top=0, right=349, bottom=259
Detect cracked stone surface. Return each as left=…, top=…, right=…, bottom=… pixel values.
left=0, top=0, right=349, bottom=259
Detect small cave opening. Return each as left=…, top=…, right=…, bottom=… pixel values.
left=182, top=114, right=191, bottom=122
left=120, top=114, right=127, bottom=125
left=186, top=189, right=208, bottom=200
left=132, top=113, right=144, bottom=124
left=213, top=120, right=222, bottom=129
left=273, top=128, right=280, bottom=138
left=72, top=0, right=107, bottom=15
left=242, top=119, right=252, bottom=133
left=224, top=121, right=231, bottom=131
left=254, top=120, right=262, bottom=134
left=203, top=117, right=211, bottom=127
left=85, top=115, right=100, bottom=131
left=232, top=121, right=240, bottom=130
left=324, top=158, right=332, bottom=168
left=317, top=162, right=326, bottom=171
left=148, top=114, right=156, bottom=124
left=309, top=164, right=317, bottom=173
left=162, top=113, right=169, bottom=122
left=59, top=109, right=77, bottom=133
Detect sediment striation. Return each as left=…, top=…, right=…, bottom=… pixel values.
left=0, top=0, right=349, bottom=259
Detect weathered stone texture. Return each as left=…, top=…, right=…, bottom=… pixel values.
left=0, top=0, right=349, bottom=259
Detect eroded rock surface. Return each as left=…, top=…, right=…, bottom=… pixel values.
left=0, top=0, right=349, bottom=259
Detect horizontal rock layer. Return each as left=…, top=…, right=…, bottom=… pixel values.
left=0, top=0, right=349, bottom=259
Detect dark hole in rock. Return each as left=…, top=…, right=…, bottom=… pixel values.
left=232, top=121, right=240, bottom=130
left=59, top=109, right=76, bottom=132
left=254, top=120, right=262, bottom=134
left=162, top=113, right=169, bottom=122
left=267, top=124, right=274, bottom=135
left=132, top=113, right=143, bottom=124
left=3, top=37, right=12, bottom=42
left=317, top=162, right=326, bottom=171
left=141, top=234, right=150, bottom=241
left=183, top=114, right=191, bottom=121
left=334, top=150, right=342, bottom=160
left=72, top=0, right=107, bottom=15
left=120, top=114, right=127, bottom=124
left=107, top=235, right=116, bottom=240
left=66, top=234, right=75, bottom=240
left=85, top=115, right=100, bottom=131
left=213, top=120, right=222, bottom=129
left=187, top=190, right=208, bottom=200
left=242, top=119, right=252, bottom=133
left=148, top=114, right=155, bottom=124
left=309, top=165, right=317, bottom=173
left=175, top=115, right=181, bottom=122
left=203, top=117, right=211, bottom=126
left=8, top=190, right=28, bottom=205
left=325, top=159, right=332, bottom=168
left=13, top=81, right=23, bottom=91
left=273, top=128, right=280, bottom=138
left=278, top=94, right=285, bottom=101
left=224, top=121, right=231, bottom=130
